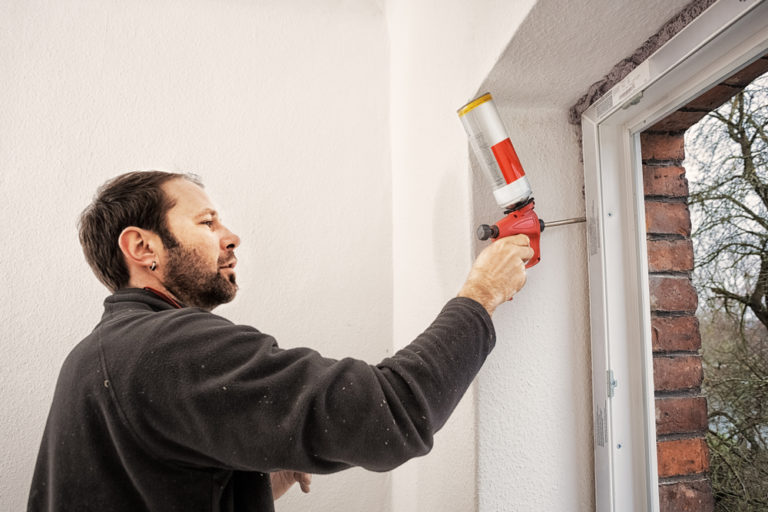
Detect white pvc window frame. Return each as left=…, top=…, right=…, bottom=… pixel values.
left=581, top=1, right=768, bottom=511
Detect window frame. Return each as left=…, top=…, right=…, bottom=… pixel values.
left=580, top=1, right=768, bottom=510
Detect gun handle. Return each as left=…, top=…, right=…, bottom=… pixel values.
left=494, top=202, right=542, bottom=268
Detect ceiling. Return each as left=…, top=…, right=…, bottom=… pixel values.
left=483, top=0, right=695, bottom=110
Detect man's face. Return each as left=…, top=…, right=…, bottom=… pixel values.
left=159, top=178, right=241, bottom=310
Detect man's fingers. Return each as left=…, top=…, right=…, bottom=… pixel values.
left=457, top=232, right=535, bottom=314
left=270, top=471, right=312, bottom=499
left=497, top=235, right=535, bottom=263
left=521, top=245, right=535, bottom=263
left=505, top=233, right=531, bottom=246
left=297, top=472, right=312, bottom=493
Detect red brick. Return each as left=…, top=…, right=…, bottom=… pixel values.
left=649, top=276, right=698, bottom=312
left=641, top=133, right=685, bottom=161
left=685, top=84, right=742, bottom=111
left=647, top=239, right=694, bottom=272
left=659, top=479, right=714, bottom=512
left=648, top=111, right=707, bottom=133
left=722, top=57, right=768, bottom=87
left=643, top=165, right=689, bottom=197
left=656, top=396, right=708, bottom=435
left=645, top=201, right=691, bottom=236
left=657, top=437, right=709, bottom=478
left=654, top=355, right=703, bottom=392
left=651, top=316, right=701, bottom=352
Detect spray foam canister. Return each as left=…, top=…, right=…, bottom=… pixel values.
left=457, top=93, right=532, bottom=210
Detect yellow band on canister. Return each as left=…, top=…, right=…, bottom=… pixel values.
left=457, top=93, right=493, bottom=117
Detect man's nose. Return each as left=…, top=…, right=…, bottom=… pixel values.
left=221, top=226, right=241, bottom=250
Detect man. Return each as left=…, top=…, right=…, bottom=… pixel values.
left=28, top=171, right=532, bottom=511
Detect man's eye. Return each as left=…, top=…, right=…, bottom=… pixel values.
left=202, top=220, right=214, bottom=227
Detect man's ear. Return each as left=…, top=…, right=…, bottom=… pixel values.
left=118, top=227, right=160, bottom=270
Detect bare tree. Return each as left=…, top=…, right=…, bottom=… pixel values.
left=688, top=73, right=768, bottom=329
left=698, top=310, right=768, bottom=511
left=687, top=71, right=768, bottom=511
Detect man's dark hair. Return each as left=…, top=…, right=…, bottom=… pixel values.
left=78, top=170, right=202, bottom=292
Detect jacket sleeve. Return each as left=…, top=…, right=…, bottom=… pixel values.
left=104, top=297, right=495, bottom=474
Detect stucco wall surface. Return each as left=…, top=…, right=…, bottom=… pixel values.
left=0, top=1, right=390, bottom=511
left=472, top=105, right=593, bottom=510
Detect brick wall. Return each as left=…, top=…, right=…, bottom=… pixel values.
left=641, top=130, right=712, bottom=511
left=641, top=55, right=768, bottom=512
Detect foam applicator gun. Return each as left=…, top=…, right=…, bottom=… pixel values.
left=457, top=93, right=585, bottom=268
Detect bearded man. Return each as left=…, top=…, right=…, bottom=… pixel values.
left=28, top=171, right=532, bottom=512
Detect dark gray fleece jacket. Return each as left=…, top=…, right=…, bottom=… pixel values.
left=28, top=288, right=495, bottom=511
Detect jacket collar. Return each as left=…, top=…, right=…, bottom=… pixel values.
left=105, top=288, right=186, bottom=312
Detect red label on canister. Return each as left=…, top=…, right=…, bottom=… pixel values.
left=491, top=138, right=526, bottom=184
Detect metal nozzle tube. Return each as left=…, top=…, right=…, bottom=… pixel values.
left=543, top=217, right=586, bottom=229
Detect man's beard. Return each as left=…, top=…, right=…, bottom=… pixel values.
left=162, top=243, right=238, bottom=311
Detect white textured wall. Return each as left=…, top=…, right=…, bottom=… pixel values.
left=472, top=106, right=593, bottom=511
left=385, top=1, right=537, bottom=511
left=0, top=1, right=391, bottom=511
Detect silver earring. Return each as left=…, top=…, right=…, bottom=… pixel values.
left=150, top=261, right=157, bottom=271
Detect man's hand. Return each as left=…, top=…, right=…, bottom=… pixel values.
left=457, top=234, right=534, bottom=315
left=270, top=471, right=312, bottom=500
